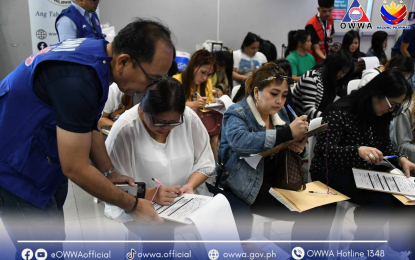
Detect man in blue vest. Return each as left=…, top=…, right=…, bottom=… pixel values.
left=56, top=0, right=106, bottom=41
left=0, top=18, right=173, bottom=258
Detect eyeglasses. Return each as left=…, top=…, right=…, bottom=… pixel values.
left=385, top=96, right=401, bottom=111
left=131, top=57, right=167, bottom=89
left=91, top=0, right=100, bottom=3
left=149, top=114, right=184, bottom=127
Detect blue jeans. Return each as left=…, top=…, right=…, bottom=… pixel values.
left=0, top=178, right=68, bottom=260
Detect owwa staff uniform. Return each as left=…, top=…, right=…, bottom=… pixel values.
left=0, top=38, right=111, bottom=258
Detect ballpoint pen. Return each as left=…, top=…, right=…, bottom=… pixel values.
left=195, top=91, right=209, bottom=105
left=286, top=104, right=298, bottom=119
left=151, top=178, right=180, bottom=196
left=309, top=191, right=338, bottom=195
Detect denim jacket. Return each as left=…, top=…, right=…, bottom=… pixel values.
left=216, top=95, right=307, bottom=205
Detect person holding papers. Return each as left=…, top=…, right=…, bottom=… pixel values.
left=174, top=49, right=221, bottom=160
left=105, top=78, right=251, bottom=253
left=310, top=70, right=415, bottom=256
left=216, top=62, right=336, bottom=254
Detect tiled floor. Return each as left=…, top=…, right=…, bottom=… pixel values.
left=0, top=180, right=359, bottom=259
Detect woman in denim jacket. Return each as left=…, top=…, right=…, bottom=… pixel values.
left=217, top=62, right=336, bottom=251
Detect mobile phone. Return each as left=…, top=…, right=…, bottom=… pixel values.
left=114, top=182, right=146, bottom=198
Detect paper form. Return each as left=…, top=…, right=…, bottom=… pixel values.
left=153, top=194, right=212, bottom=224
left=353, top=168, right=415, bottom=196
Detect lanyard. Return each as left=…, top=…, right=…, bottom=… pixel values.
left=317, top=13, right=327, bottom=40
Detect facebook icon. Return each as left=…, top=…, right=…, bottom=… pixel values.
left=21, top=249, right=33, bottom=260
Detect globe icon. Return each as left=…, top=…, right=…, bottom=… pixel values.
left=208, top=249, right=219, bottom=260
left=36, top=29, right=47, bottom=40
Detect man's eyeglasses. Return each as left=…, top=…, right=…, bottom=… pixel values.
left=131, top=57, right=167, bottom=89
left=149, top=114, right=184, bottom=127
left=385, top=96, right=401, bottom=111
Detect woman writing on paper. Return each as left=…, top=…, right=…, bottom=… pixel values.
left=173, top=49, right=221, bottom=160
left=216, top=62, right=336, bottom=253
left=105, top=78, right=252, bottom=253
left=310, top=70, right=415, bottom=256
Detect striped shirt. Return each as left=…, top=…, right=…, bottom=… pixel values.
left=292, top=69, right=326, bottom=120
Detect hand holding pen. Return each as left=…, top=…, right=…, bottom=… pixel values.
left=195, top=91, right=208, bottom=107
left=287, top=105, right=309, bottom=141
left=151, top=178, right=181, bottom=206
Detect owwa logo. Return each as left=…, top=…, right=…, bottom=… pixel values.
left=340, top=0, right=372, bottom=30
left=342, top=0, right=370, bottom=23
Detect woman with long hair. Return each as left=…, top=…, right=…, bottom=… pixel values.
left=232, top=32, right=267, bottom=85
left=173, top=49, right=221, bottom=161
left=341, top=30, right=366, bottom=61
left=285, top=30, right=315, bottom=82
left=366, top=31, right=388, bottom=65
left=292, top=49, right=354, bottom=120
left=311, top=69, right=415, bottom=256
left=217, top=62, right=336, bottom=255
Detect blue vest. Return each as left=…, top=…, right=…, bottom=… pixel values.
left=55, top=4, right=106, bottom=40
left=0, top=38, right=111, bottom=208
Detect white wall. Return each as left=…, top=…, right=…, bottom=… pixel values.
left=1, top=0, right=413, bottom=80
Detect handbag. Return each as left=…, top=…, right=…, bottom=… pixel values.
left=196, top=108, right=223, bottom=136
left=273, top=149, right=306, bottom=191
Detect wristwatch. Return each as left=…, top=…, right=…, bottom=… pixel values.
left=102, top=168, right=116, bottom=177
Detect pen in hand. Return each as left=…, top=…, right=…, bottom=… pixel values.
left=287, top=104, right=298, bottom=119
left=151, top=178, right=180, bottom=196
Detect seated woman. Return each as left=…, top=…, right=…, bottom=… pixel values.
left=341, top=30, right=366, bottom=61
left=358, top=55, right=414, bottom=88
left=292, top=49, right=354, bottom=120
left=310, top=70, right=415, bottom=255
left=391, top=93, right=415, bottom=162
left=212, top=50, right=233, bottom=96
left=173, top=49, right=220, bottom=160
left=105, top=78, right=214, bottom=253
left=366, top=31, right=388, bottom=65
left=217, top=62, right=336, bottom=253
left=105, top=78, right=252, bottom=253
left=285, top=30, right=315, bottom=83
left=232, top=32, right=268, bottom=86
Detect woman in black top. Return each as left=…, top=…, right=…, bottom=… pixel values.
left=341, top=30, right=366, bottom=61
left=310, top=70, right=415, bottom=255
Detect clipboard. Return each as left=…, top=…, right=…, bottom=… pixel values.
left=260, top=123, right=328, bottom=157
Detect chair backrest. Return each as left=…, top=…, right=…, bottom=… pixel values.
left=347, top=79, right=361, bottom=95
left=307, top=117, right=323, bottom=177
left=231, top=85, right=241, bottom=100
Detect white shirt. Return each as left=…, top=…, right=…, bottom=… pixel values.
left=233, top=49, right=267, bottom=85
left=103, top=83, right=124, bottom=114
left=105, top=106, right=216, bottom=196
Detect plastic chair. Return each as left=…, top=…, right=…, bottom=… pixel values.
left=347, top=79, right=361, bottom=95
left=231, top=85, right=241, bottom=100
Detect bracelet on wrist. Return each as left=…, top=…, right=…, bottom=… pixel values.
left=125, top=196, right=138, bottom=214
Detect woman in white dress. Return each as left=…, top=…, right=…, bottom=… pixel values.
left=104, top=77, right=219, bottom=254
